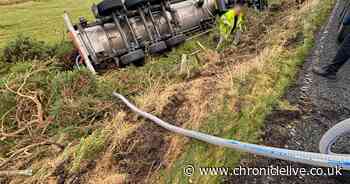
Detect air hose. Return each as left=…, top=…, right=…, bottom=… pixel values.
left=113, top=92, right=350, bottom=170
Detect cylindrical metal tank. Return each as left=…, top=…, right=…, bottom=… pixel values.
left=64, top=0, right=219, bottom=73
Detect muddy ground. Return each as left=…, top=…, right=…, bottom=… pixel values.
left=227, top=1, right=350, bottom=184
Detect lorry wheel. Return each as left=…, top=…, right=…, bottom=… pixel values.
left=97, top=0, right=124, bottom=16
left=149, top=41, right=168, bottom=54
left=133, top=58, right=145, bottom=66
left=125, top=0, right=146, bottom=9
left=148, top=0, right=162, bottom=5
left=165, top=34, right=186, bottom=48
left=120, top=49, right=145, bottom=65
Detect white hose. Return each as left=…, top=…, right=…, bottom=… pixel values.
left=113, top=92, right=350, bottom=170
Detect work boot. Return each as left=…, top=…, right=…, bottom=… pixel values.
left=312, top=66, right=337, bottom=80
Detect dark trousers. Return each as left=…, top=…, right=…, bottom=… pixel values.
left=328, top=33, right=350, bottom=73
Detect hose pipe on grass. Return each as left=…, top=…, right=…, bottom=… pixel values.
left=113, top=92, right=350, bottom=170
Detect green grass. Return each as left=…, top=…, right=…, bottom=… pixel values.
left=0, top=0, right=99, bottom=48
left=71, top=128, right=109, bottom=172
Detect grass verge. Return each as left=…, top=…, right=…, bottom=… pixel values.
left=153, top=0, right=336, bottom=183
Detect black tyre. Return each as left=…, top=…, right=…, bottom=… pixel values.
left=149, top=41, right=168, bottom=54
left=133, top=57, right=145, bottom=66
left=165, top=34, right=186, bottom=47
left=125, top=0, right=146, bottom=9
left=97, top=0, right=124, bottom=16
left=148, top=0, right=162, bottom=5
left=120, top=49, right=145, bottom=65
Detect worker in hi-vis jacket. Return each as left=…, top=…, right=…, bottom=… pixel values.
left=216, top=2, right=245, bottom=49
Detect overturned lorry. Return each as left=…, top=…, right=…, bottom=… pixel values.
left=64, top=0, right=238, bottom=74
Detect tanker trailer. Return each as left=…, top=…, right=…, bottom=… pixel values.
left=64, top=0, right=232, bottom=74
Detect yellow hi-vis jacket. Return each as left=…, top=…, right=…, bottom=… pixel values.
left=219, top=9, right=244, bottom=39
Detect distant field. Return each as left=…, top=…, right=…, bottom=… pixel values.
left=0, top=0, right=99, bottom=48
left=0, top=0, right=32, bottom=6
